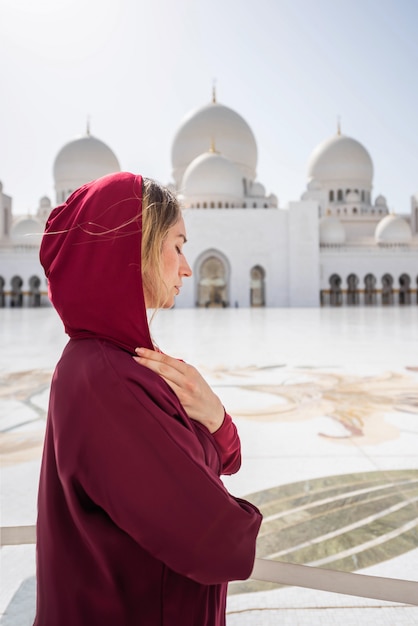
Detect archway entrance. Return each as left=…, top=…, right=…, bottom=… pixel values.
left=329, top=274, right=342, bottom=306
left=381, top=274, right=394, bottom=305
left=399, top=274, right=411, bottom=305
left=29, top=275, right=41, bottom=307
left=364, top=273, right=377, bottom=305
left=197, top=256, right=228, bottom=307
left=250, top=266, right=265, bottom=307
left=10, top=275, right=23, bottom=307
left=346, top=273, right=359, bottom=305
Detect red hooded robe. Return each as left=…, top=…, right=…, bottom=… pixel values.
left=34, top=172, right=262, bottom=626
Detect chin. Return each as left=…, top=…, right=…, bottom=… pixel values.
left=161, top=297, right=175, bottom=309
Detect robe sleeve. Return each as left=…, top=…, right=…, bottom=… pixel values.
left=211, top=412, right=241, bottom=475
left=54, top=341, right=262, bottom=586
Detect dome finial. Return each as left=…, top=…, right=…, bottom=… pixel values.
left=337, top=115, right=341, bottom=136
left=86, top=115, right=91, bottom=136
left=209, top=136, right=216, bottom=153
left=212, top=79, right=217, bottom=104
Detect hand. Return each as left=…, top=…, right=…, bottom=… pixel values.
left=133, top=348, right=225, bottom=433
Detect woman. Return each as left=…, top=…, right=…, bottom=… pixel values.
left=34, top=172, right=262, bottom=626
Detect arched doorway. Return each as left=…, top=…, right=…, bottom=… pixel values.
left=29, top=275, right=41, bottom=307
left=381, top=274, right=394, bottom=305
left=346, top=274, right=359, bottom=305
left=10, top=275, right=23, bottom=307
left=399, top=274, right=411, bottom=305
left=364, top=273, right=377, bottom=305
left=329, top=274, right=342, bottom=306
left=250, top=266, right=265, bottom=307
left=197, top=255, right=228, bottom=307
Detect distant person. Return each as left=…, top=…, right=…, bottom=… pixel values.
left=34, top=172, right=262, bottom=626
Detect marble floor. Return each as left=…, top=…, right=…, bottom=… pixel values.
left=1, top=307, right=418, bottom=625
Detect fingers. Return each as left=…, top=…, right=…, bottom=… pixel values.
left=133, top=347, right=224, bottom=432
left=134, top=347, right=187, bottom=374
left=134, top=347, right=187, bottom=383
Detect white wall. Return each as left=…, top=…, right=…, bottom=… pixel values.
left=176, top=208, right=288, bottom=307
left=287, top=201, right=320, bottom=306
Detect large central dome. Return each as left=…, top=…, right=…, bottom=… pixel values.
left=171, top=100, right=257, bottom=188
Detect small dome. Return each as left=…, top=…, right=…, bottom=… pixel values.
left=53, top=133, right=120, bottom=200
left=319, top=216, right=346, bottom=245
left=181, top=151, right=243, bottom=201
left=308, top=133, right=373, bottom=186
left=172, top=101, right=257, bottom=187
left=307, top=179, right=322, bottom=191
left=249, top=181, right=266, bottom=197
left=268, top=193, right=278, bottom=207
left=375, top=194, right=387, bottom=207
left=375, top=214, right=412, bottom=244
left=10, top=217, right=43, bottom=246
left=39, top=196, right=52, bottom=208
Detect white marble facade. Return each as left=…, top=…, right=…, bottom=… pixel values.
left=1, top=92, right=417, bottom=308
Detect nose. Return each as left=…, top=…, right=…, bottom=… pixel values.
left=181, top=254, right=192, bottom=277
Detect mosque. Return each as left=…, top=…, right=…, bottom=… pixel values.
left=1, top=91, right=417, bottom=308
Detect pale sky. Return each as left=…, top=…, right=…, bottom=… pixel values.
left=1, top=0, right=417, bottom=215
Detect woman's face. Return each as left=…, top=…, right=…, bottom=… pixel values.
left=144, top=215, right=192, bottom=309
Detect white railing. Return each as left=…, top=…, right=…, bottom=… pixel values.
left=2, top=525, right=417, bottom=606
left=251, top=558, right=418, bottom=606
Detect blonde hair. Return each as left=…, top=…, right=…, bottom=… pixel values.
left=141, top=177, right=181, bottom=309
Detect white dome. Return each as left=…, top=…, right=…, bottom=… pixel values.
left=181, top=151, right=243, bottom=202
left=249, top=181, right=266, bottom=197
left=375, top=214, right=412, bottom=244
left=375, top=194, right=387, bottom=207
left=172, top=101, right=257, bottom=187
left=307, top=133, right=373, bottom=186
left=319, top=217, right=346, bottom=245
left=53, top=133, right=120, bottom=201
left=39, top=196, right=51, bottom=208
left=268, top=193, right=278, bottom=207
left=11, top=217, right=43, bottom=246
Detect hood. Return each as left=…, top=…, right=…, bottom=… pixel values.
left=40, top=172, right=153, bottom=353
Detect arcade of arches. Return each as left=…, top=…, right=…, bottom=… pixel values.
left=0, top=275, right=43, bottom=308
left=322, top=273, right=418, bottom=306
left=2, top=270, right=418, bottom=308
